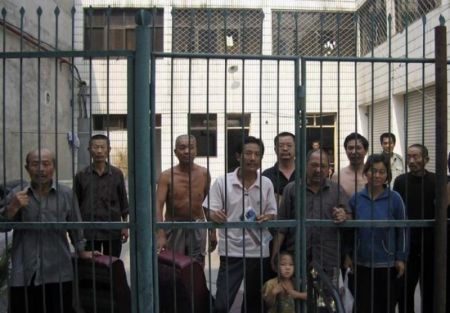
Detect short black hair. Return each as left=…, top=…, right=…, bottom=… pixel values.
left=344, top=132, right=369, bottom=150
left=408, top=144, right=429, bottom=159
left=363, top=153, right=392, bottom=183
left=89, top=134, right=110, bottom=148
left=274, top=132, right=295, bottom=146
left=236, top=136, right=265, bottom=157
left=276, top=250, right=295, bottom=266
left=380, top=132, right=396, bottom=145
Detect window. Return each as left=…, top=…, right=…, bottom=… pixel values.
left=188, top=113, right=217, bottom=157
left=226, top=113, right=251, bottom=172
left=172, top=9, right=263, bottom=54
left=272, top=11, right=356, bottom=56
left=84, top=8, right=164, bottom=52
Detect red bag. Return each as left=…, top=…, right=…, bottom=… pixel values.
left=158, top=250, right=212, bottom=313
left=74, top=255, right=131, bottom=313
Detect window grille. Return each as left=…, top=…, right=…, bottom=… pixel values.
left=357, top=0, right=387, bottom=56
left=272, top=11, right=356, bottom=57
left=84, top=8, right=164, bottom=52
left=172, top=8, right=264, bottom=54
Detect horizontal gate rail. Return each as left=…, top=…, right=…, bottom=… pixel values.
left=0, top=50, right=134, bottom=59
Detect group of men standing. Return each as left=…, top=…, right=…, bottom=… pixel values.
left=156, top=130, right=438, bottom=313
left=0, top=128, right=441, bottom=313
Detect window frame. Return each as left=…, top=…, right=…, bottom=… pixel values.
left=84, top=8, right=164, bottom=53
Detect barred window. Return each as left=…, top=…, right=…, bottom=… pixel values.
left=172, top=9, right=263, bottom=54
left=358, top=0, right=387, bottom=56
left=84, top=8, right=164, bottom=52
left=395, top=0, right=439, bottom=33
left=272, top=11, right=356, bottom=56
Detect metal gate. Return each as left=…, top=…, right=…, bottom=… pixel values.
left=0, top=4, right=448, bottom=313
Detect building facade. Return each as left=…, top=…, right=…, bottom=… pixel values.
left=72, top=0, right=447, bottom=181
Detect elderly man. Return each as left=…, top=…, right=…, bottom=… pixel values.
left=156, top=134, right=213, bottom=265
left=1, top=148, right=94, bottom=313
left=271, top=149, right=350, bottom=283
left=394, top=144, right=435, bottom=313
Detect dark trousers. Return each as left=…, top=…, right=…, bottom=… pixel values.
left=214, top=256, right=269, bottom=313
left=396, top=249, right=434, bottom=313
left=85, top=239, right=122, bottom=257
left=356, top=265, right=396, bottom=313
left=10, top=281, right=72, bottom=313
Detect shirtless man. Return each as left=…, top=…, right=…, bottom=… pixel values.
left=156, top=134, right=214, bottom=265
left=332, top=132, right=369, bottom=197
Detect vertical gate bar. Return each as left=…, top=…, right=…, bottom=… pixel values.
left=105, top=9, right=115, bottom=308
left=133, top=10, right=153, bottom=313
left=433, top=21, right=447, bottom=313
left=419, top=16, right=427, bottom=313
left=205, top=11, right=213, bottom=311
left=404, top=14, right=409, bottom=187
left=0, top=9, right=11, bottom=313
left=336, top=14, right=342, bottom=274
left=150, top=11, right=158, bottom=312
left=54, top=8, right=64, bottom=311
left=296, top=57, right=306, bottom=313
left=126, top=55, right=137, bottom=313
left=37, top=8, right=41, bottom=153
left=352, top=13, right=358, bottom=311
left=19, top=8, right=24, bottom=188
left=36, top=9, right=47, bottom=312
left=1, top=8, right=6, bottom=201
left=258, top=56, right=264, bottom=313
left=54, top=6, right=59, bottom=207
left=241, top=56, right=247, bottom=313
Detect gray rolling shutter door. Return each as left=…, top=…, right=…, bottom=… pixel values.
left=367, top=100, right=389, bottom=152
left=405, top=86, right=436, bottom=171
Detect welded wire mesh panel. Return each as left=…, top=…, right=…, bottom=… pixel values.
left=358, top=0, right=387, bottom=56
left=395, top=0, right=440, bottom=33
left=172, top=8, right=264, bottom=54
left=272, top=11, right=356, bottom=56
